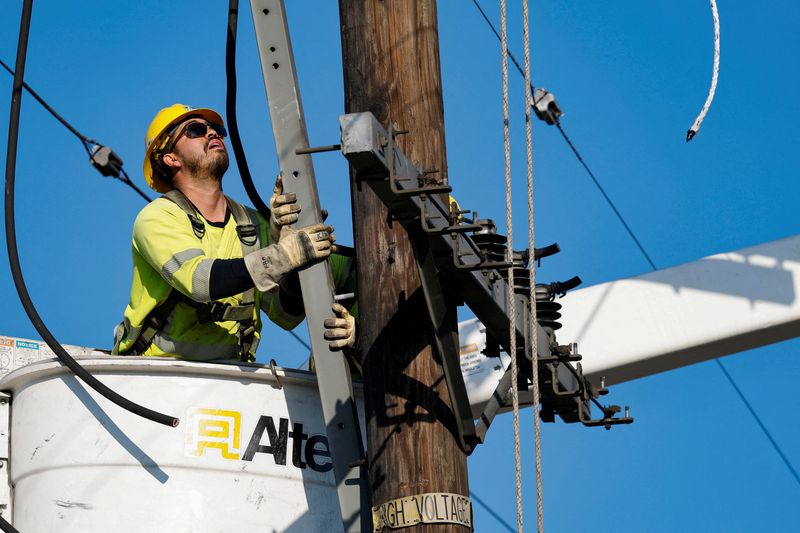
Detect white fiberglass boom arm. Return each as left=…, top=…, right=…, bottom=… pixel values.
left=557, top=234, right=800, bottom=386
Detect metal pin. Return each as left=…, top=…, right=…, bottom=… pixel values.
left=600, top=376, right=606, bottom=389
left=334, top=292, right=356, bottom=302
left=625, top=406, right=630, bottom=418
left=295, top=144, right=341, bottom=155
left=269, top=359, right=283, bottom=390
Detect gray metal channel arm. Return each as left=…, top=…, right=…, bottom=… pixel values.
left=250, top=3, right=368, bottom=531
left=411, top=232, right=480, bottom=454
left=339, top=113, right=585, bottom=434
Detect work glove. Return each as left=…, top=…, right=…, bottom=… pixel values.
left=323, top=303, right=356, bottom=351
left=244, top=223, right=336, bottom=292
left=269, top=175, right=301, bottom=245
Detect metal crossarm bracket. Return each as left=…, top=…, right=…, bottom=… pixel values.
left=250, top=2, right=368, bottom=531
left=339, top=112, right=604, bottom=443
left=411, top=231, right=481, bottom=454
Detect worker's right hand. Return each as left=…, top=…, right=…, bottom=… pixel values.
left=269, top=175, right=301, bottom=245
left=243, top=223, right=336, bottom=293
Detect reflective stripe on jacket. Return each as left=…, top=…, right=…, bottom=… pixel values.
left=114, top=197, right=274, bottom=361
left=113, top=196, right=356, bottom=361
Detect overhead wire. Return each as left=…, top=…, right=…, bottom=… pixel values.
left=469, top=0, right=656, bottom=271
left=0, top=58, right=152, bottom=203
left=469, top=0, right=800, bottom=493
left=470, top=490, right=517, bottom=533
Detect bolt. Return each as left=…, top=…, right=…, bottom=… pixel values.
left=600, top=376, right=606, bottom=389
left=625, top=406, right=630, bottom=418
left=272, top=63, right=279, bottom=70
left=269, top=46, right=276, bottom=52
left=338, top=422, right=345, bottom=430
left=0, top=399, right=6, bottom=405
left=262, top=8, right=269, bottom=14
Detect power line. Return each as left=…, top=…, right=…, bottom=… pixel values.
left=714, top=358, right=800, bottom=485
left=468, top=0, right=800, bottom=492
left=470, top=490, right=516, bottom=533
left=552, top=121, right=656, bottom=270
left=0, top=57, right=151, bottom=202
left=469, top=2, right=655, bottom=271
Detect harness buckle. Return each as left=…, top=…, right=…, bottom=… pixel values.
left=237, top=224, right=258, bottom=246
left=237, top=322, right=257, bottom=362
left=189, top=215, right=206, bottom=239
left=197, top=301, right=229, bottom=323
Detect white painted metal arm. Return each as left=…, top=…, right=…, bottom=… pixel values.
left=558, top=234, right=800, bottom=386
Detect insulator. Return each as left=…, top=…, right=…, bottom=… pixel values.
left=534, top=284, right=563, bottom=330
left=471, top=232, right=506, bottom=263
left=499, top=267, right=531, bottom=294
left=536, top=301, right=563, bottom=331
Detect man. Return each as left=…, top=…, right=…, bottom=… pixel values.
left=112, top=104, right=356, bottom=363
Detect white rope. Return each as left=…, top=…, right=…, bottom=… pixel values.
left=500, top=0, right=524, bottom=531
left=687, top=0, right=720, bottom=142
left=522, top=0, right=543, bottom=530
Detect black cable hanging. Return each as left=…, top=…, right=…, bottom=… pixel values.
left=0, top=58, right=152, bottom=203
left=227, top=0, right=318, bottom=359
left=5, top=0, right=178, bottom=432
left=226, top=0, right=272, bottom=219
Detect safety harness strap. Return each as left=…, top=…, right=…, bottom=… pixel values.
left=224, top=195, right=260, bottom=361
left=127, top=190, right=263, bottom=361
left=164, top=189, right=206, bottom=239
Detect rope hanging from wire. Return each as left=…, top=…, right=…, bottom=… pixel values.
left=686, top=0, right=720, bottom=142
left=499, top=1, right=525, bottom=531
left=472, top=0, right=800, bottom=499
left=521, top=0, right=544, bottom=529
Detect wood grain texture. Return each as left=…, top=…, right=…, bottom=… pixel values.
left=339, top=1, right=470, bottom=531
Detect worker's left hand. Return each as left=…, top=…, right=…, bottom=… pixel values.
left=269, top=175, right=301, bottom=245
left=323, top=303, right=356, bottom=351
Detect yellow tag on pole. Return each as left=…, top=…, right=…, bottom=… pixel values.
left=371, top=492, right=472, bottom=531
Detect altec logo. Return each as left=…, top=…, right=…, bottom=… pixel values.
left=186, top=408, right=332, bottom=473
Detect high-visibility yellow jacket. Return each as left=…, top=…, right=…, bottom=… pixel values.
left=112, top=195, right=355, bottom=362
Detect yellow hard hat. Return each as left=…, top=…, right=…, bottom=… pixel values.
left=143, top=104, right=225, bottom=192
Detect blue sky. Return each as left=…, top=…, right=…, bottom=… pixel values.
left=2, top=1, right=799, bottom=531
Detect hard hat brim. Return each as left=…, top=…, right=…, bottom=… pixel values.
left=143, top=107, right=225, bottom=193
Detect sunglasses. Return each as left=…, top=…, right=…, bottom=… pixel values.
left=164, top=120, right=227, bottom=153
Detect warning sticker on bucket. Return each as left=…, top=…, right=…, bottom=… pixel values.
left=371, top=492, right=471, bottom=531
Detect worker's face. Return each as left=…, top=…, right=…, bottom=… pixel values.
left=170, top=119, right=229, bottom=180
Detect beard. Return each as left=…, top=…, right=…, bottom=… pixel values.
left=179, top=146, right=230, bottom=182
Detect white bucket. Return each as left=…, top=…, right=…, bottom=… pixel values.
left=1, top=357, right=363, bottom=532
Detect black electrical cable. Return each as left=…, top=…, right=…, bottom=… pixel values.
left=0, top=57, right=95, bottom=147
left=5, top=0, right=178, bottom=429
left=227, top=0, right=315, bottom=359
left=468, top=0, right=800, bottom=490
left=226, top=0, right=272, bottom=220
left=120, top=167, right=153, bottom=203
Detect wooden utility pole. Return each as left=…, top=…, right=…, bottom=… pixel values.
left=339, top=1, right=470, bottom=531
